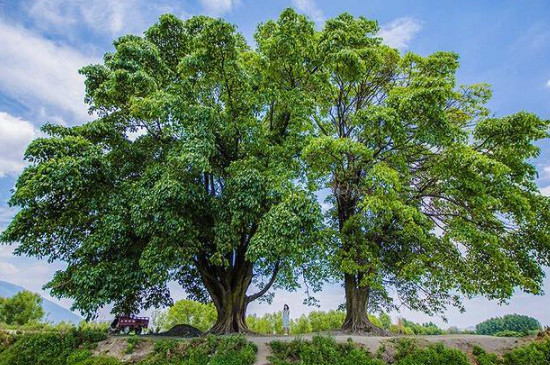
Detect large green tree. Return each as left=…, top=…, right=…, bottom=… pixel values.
left=0, top=13, right=324, bottom=333
left=303, top=14, right=550, bottom=332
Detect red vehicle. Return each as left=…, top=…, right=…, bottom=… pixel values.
left=110, top=315, right=149, bottom=335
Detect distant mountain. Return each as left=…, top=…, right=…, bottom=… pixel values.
left=0, top=280, right=81, bottom=325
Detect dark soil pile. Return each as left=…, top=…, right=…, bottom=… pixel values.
left=158, top=324, right=203, bottom=337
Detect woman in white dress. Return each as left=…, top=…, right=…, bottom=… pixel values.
left=282, top=304, right=290, bottom=335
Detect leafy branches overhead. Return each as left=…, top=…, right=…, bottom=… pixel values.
left=1, top=8, right=549, bottom=334
left=299, top=11, right=550, bottom=331
left=1, top=11, right=326, bottom=333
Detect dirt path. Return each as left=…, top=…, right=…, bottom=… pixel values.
left=246, top=334, right=528, bottom=365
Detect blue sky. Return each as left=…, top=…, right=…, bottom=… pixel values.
left=0, top=0, right=550, bottom=327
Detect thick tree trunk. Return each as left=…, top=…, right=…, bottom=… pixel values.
left=197, top=258, right=253, bottom=334
left=341, top=273, right=389, bottom=336
left=196, top=252, right=279, bottom=334
left=209, top=286, right=250, bottom=334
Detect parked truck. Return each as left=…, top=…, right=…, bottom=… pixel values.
left=110, top=315, right=149, bottom=335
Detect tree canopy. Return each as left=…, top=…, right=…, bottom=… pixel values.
left=0, top=291, right=44, bottom=326
left=1, top=9, right=549, bottom=334
left=476, top=314, right=542, bottom=336
left=1, top=11, right=325, bottom=333
left=299, top=12, right=550, bottom=332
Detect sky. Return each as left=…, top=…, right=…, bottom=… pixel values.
left=0, top=0, right=550, bottom=329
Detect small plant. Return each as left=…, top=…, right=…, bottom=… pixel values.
left=125, top=335, right=141, bottom=354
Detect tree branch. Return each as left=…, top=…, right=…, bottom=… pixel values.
left=245, top=261, right=280, bottom=303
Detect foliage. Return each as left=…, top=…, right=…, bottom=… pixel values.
left=2, top=8, right=549, bottom=334
left=155, top=300, right=216, bottom=332
left=300, top=6, right=550, bottom=331
left=472, top=345, right=499, bottom=365
left=0, top=327, right=106, bottom=365
left=0, top=291, right=44, bottom=326
left=0, top=9, right=326, bottom=333
left=66, top=349, right=93, bottom=364
left=139, top=335, right=257, bottom=365
left=399, top=318, right=443, bottom=335
left=394, top=342, right=471, bottom=365
left=501, top=338, right=550, bottom=365
left=269, top=335, right=384, bottom=365
left=494, top=330, right=526, bottom=337
left=476, top=314, right=541, bottom=336
left=126, top=336, right=142, bottom=354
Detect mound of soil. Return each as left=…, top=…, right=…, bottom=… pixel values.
left=158, top=324, right=203, bottom=337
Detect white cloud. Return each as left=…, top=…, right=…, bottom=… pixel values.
left=378, top=17, right=422, bottom=50
left=29, top=0, right=141, bottom=36
left=540, top=185, right=550, bottom=196
left=0, top=113, right=38, bottom=177
left=0, top=20, right=96, bottom=123
left=0, top=262, right=18, bottom=276
left=546, top=79, right=550, bottom=88
left=292, top=0, right=325, bottom=25
left=199, top=0, right=240, bottom=16
left=0, top=246, right=16, bottom=259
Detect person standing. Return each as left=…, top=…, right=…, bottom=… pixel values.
left=282, top=304, right=290, bottom=335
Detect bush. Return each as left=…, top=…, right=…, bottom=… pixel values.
left=140, top=335, right=257, bottom=365
left=502, top=339, right=550, bottom=365
left=270, top=335, right=384, bottom=365
left=394, top=342, right=471, bottom=365
left=0, top=327, right=106, bottom=365
left=494, top=330, right=525, bottom=337
left=126, top=335, right=142, bottom=354
left=66, top=349, right=92, bottom=364
left=476, top=314, right=541, bottom=336
left=472, top=345, right=499, bottom=365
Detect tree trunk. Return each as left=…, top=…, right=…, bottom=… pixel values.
left=197, top=258, right=253, bottom=334
left=209, top=287, right=250, bottom=334
left=196, top=252, right=279, bottom=334
left=341, top=273, right=389, bottom=336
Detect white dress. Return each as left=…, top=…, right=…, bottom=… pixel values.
left=282, top=309, right=290, bottom=328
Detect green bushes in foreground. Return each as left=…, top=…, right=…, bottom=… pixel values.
left=270, top=336, right=384, bottom=365
left=0, top=331, right=256, bottom=365
left=270, top=335, right=550, bottom=365
left=138, top=335, right=257, bottom=365
left=0, top=327, right=106, bottom=365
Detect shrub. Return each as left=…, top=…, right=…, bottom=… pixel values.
left=0, top=327, right=106, bottom=365
left=502, top=338, right=550, bottom=365
left=395, top=342, right=471, bottom=365
left=494, top=330, right=525, bottom=337
left=66, top=349, right=92, bottom=364
left=472, top=345, right=499, bottom=365
left=476, top=314, right=541, bottom=336
left=140, top=335, right=257, bottom=365
left=126, top=335, right=142, bottom=354
left=269, top=335, right=384, bottom=365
